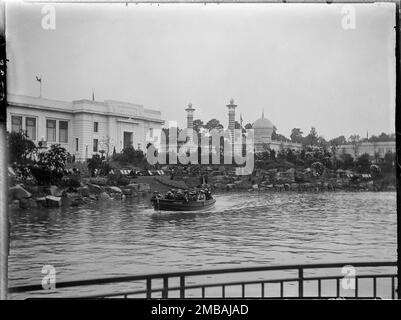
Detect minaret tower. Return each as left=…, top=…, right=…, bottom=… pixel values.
left=185, top=102, right=195, bottom=143
left=226, top=98, right=237, bottom=140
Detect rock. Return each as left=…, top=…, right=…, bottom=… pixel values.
left=28, top=198, right=38, bottom=208
left=35, top=197, right=47, bottom=208
left=19, top=198, right=29, bottom=209
left=46, top=195, right=62, bottom=207
left=9, top=185, right=32, bottom=200
left=110, top=193, right=122, bottom=200
left=19, top=198, right=37, bottom=209
left=89, top=195, right=97, bottom=201
left=62, top=193, right=83, bottom=207
left=99, top=192, right=111, bottom=201
left=252, top=184, right=259, bottom=190
left=50, top=185, right=62, bottom=197
left=226, top=183, right=235, bottom=190
left=77, top=186, right=90, bottom=197
left=87, top=183, right=102, bottom=195
left=122, top=188, right=133, bottom=196
left=106, top=186, right=122, bottom=194
left=126, top=183, right=140, bottom=191
left=10, top=200, right=20, bottom=210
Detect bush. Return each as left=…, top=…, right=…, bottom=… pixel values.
left=30, top=166, right=63, bottom=185
left=38, top=144, right=70, bottom=171
left=8, top=131, right=37, bottom=165
left=112, top=146, right=145, bottom=165
left=311, top=162, right=325, bottom=176
left=87, top=154, right=103, bottom=177
left=100, top=161, right=112, bottom=175
left=12, top=163, right=32, bottom=180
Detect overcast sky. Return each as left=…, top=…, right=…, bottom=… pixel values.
left=6, top=2, right=396, bottom=140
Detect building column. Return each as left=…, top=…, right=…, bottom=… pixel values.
left=226, top=98, right=237, bottom=141
left=185, top=103, right=195, bottom=143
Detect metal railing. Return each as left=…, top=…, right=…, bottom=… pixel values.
left=8, top=261, right=397, bottom=299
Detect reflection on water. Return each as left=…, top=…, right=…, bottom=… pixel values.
left=8, top=192, right=396, bottom=293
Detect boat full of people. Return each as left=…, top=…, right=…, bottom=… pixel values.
left=150, top=187, right=216, bottom=211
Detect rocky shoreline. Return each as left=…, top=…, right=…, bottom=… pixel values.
left=9, top=178, right=152, bottom=210
left=9, top=173, right=395, bottom=211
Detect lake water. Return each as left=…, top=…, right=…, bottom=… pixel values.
left=8, top=191, right=397, bottom=298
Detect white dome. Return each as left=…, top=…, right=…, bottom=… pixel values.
left=252, top=112, right=274, bottom=129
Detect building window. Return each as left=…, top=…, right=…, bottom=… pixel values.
left=94, top=122, right=98, bottom=133
left=59, top=121, right=68, bottom=143
left=46, top=119, right=56, bottom=142
left=11, top=116, right=22, bottom=133
left=25, top=117, right=36, bottom=140
left=76, top=138, right=79, bottom=152
left=149, top=128, right=153, bottom=138
left=93, top=139, right=98, bottom=152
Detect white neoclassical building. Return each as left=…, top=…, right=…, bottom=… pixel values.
left=336, top=141, right=396, bottom=160
left=7, top=94, right=164, bottom=161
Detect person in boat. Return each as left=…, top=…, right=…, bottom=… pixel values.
left=165, top=190, right=174, bottom=200
left=198, top=189, right=205, bottom=200
left=188, top=190, right=197, bottom=202
left=175, top=189, right=184, bottom=201
left=205, top=188, right=212, bottom=200
left=151, top=191, right=162, bottom=202
left=183, top=190, right=189, bottom=203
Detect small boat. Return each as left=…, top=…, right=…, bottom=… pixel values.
left=151, top=197, right=216, bottom=211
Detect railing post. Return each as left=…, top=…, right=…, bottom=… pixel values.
left=162, top=277, right=168, bottom=298
left=298, top=268, right=303, bottom=298
left=373, top=277, right=377, bottom=298
left=146, top=277, right=152, bottom=299
left=180, top=276, right=185, bottom=298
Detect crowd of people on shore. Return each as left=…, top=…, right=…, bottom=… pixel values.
left=151, top=187, right=213, bottom=203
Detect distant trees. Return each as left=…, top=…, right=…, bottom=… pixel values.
left=348, top=134, right=362, bottom=159
left=290, top=128, right=303, bottom=144
left=204, top=118, right=223, bottom=131
left=192, top=119, right=204, bottom=133
left=272, top=126, right=291, bottom=142
left=244, top=123, right=253, bottom=130
left=329, top=135, right=347, bottom=146
left=368, top=132, right=395, bottom=142
left=303, top=127, right=319, bottom=146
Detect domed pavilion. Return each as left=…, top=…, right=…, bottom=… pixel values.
left=253, top=111, right=274, bottom=153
